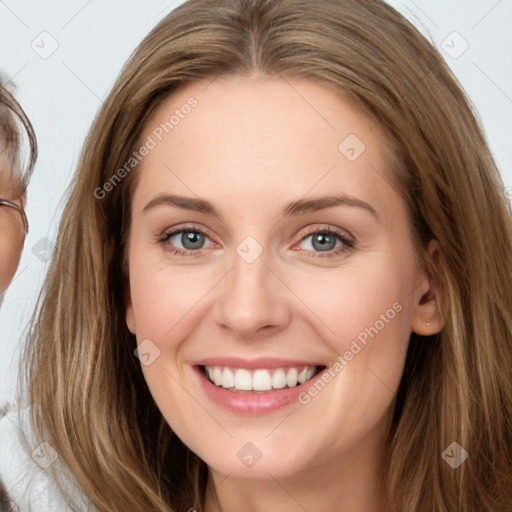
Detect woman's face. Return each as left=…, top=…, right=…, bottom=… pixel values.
left=125, top=75, right=442, bottom=482
left=0, top=156, right=25, bottom=300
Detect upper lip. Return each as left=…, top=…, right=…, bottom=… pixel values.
left=192, top=356, right=326, bottom=369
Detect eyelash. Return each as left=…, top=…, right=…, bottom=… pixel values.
left=158, top=224, right=355, bottom=259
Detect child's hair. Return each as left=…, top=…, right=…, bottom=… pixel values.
left=0, top=76, right=37, bottom=197
left=23, top=0, right=512, bottom=510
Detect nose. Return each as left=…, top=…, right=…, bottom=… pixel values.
left=215, top=248, right=291, bottom=340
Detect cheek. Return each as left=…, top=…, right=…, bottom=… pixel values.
left=267, top=257, right=415, bottom=462
left=288, top=252, right=415, bottom=408
left=129, top=262, right=216, bottom=340
left=292, top=254, right=414, bottom=350
left=127, top=257, right=216, bottom=441
left=0, top=224, right=24, bottom=291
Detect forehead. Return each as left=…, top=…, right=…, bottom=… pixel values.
left=132, top=75, right=401, bottom=217
left=148, top=75, right=382, bottom=152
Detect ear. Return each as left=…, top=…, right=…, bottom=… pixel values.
left=125, top=280, right=136, bottom=334
left=411, top=239, right=445, bottom=335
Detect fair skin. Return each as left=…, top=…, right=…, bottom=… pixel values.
left=0, top=154, right=25, bottom=297
left=125, top=75, right=444, bottom=512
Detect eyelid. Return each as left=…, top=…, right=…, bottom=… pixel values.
left=159, top=223, right=355, bottom=258
left=159, top=223, right=217, bottom=246
left=296, top=224, right=353, bottom=242
left=292, top=224, right=355, bottom=257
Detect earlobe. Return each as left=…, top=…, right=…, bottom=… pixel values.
left=411, top=239, right=445, bottom=336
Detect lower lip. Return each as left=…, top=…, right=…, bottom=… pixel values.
left=194, top=366, right=324, bottom=415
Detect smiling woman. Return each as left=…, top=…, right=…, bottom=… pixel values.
left=22, top=0, right=512, bottom=511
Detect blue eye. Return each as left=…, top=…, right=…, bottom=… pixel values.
left=159, top=224, right=354, bottom=258
left=301, top=232, right=339, bottom=252
left=160, top=227, right=214, bottom=256
left=296, top=226, right=354, bottom=258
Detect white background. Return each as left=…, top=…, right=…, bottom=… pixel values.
left=1, top=0, right=511, bottom=404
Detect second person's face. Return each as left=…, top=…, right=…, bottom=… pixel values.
left=0, top=157, right=26, bottom=300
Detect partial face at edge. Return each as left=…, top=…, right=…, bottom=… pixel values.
left=124, top=75, right=443, bottom=479
left=0, top=154, right=26, bottom=296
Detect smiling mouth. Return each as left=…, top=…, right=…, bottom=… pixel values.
left=201, top=365, right=325, bottom=393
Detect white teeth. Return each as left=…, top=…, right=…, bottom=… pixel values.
left=253, top=369, right=272, bottom=391
left=298, top=368, right=308, bottom=384
left=286, top=368, right=298, bottom=387
left=221, top=368, right=235, bottom=388
left=272, top=369, right=287, bottom=389
left=204, top=365, right=319, bottom=391
left=234, top=369, right=252, bottom=390
left=213, top=367, right=223, bottom=386
left=297, top=367, right=317, bottom=384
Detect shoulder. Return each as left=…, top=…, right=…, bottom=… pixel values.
left=0, top=404, right=76, bottom=512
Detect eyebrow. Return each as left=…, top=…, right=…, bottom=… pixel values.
left=143, top=193, right=379, bottom=220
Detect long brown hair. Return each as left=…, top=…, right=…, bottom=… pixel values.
left=23, top=0, right=512, bottom=510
